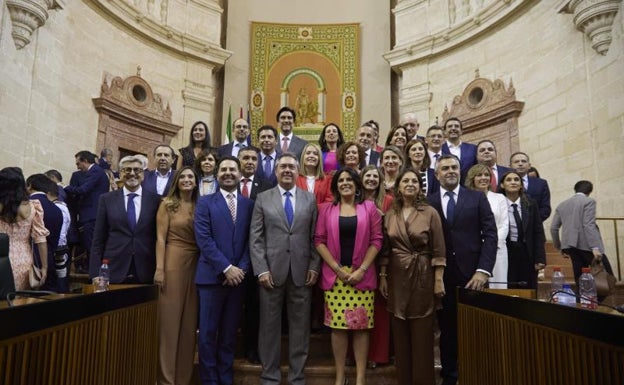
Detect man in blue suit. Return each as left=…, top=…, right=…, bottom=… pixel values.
left=255, top=125, right=280, bottom=187
left=510, top=151, right=552, bottom=221
left=194, top=156, right=254, bottom=385
left=441, top=117, right=477, bottom=183
left=429, top=154, right=498, bottom=385
left=27, top=174, right=64, bottom=292
left=90, top=155, right=160, bottom=283
left=65, top=150, right=110, bottom=272
left=217, top=118, right=255, bottom=158
left=476, top=139, right=511, bottom=193
left=142, top=144, right=175, bottom=197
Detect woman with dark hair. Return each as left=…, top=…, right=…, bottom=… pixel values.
left=0, top=167, right=49, bottom=290
left=315, top=168, right=383, bottom=385
left=194, top=148, right=219, bottom=196
left=319, top=123, right=345, bottom=174
left=337, top=141, right=366, bottom=174
left=297, top=143, right=333, bottom=205
left=405, top=138, right=438, bottom=196
left=379, top=168, right=446, bottom=385
left=360, top=166, right=393, bottom=213
left=380, top=146, right=404, bottom=194
left=178, top=121, right=213, bottom=169
left=385, top=125, right=408, bottom=152
left=154, top=166, right=200, bottom=385
left=465, top=164, right=509, bottom=289
left=499, top=171, right=546, bottom=289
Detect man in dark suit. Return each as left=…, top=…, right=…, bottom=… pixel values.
left=400, top=112, right=425, bottom=141
left=250, top=153, right=320, bottom=385
left=510, top=151, right=551, bottom=221
left=357, top=124, right=380, bottom=166
left=476, top=139, right=511, bottom=193
left=441, top=117, right=477, bottom=183
left=65, top=150, right=110, bottom=272
left=194, top=156, right=255, bottom=385
left=44, top=169, right=67, bottom=203
left=239, top=147, right=271, bottom=201
left=27, top=174, right=64, bottom=292
left=255, top=125, right=280, bottom=187
left=218, top=118, right=254, bottom=158
left=276, top=107, right=307, bottom=160
left=429, top=154, right=498, bottom=385
left=142, top=144, right=175, bottom=197
left=90, top=155, right=161, bottom=283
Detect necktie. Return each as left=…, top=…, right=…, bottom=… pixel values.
left=282, top=137, right=289, bottom=153
left=433, top=153, right=440, bottom=168
left=241, top=178, right=250, bottom=198
left=511, top=203, right=524, bottom=242
left=445, top=191, right=455, bottom=223
left=263, top=155, right=273, bottom=178
left=490, top=167, right=498, bottom=192
left=284, top=191, right=294, bottom=227
left=127, top=193, right=137, bottom=232
left=227, top=193, right=236, bottom=223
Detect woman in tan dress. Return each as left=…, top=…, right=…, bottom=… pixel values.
left=379, top=169, right=446, bottom=385
left=0, top=167, right=49, bottom=290
left=154, top=166, right=200, bottom=385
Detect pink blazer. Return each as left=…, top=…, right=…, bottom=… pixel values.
left=314, top=200, right=383, bottom=291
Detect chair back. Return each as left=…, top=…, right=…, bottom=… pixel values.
left=0, top=233, right=16, bottom=298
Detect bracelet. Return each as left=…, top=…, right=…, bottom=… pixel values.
left=359, top=265, right=368, bottom=272
left=379, top=273, right=388, bottom=277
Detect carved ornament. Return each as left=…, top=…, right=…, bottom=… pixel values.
left=558, top=0, right=622, bottom=55
left=6, top=0, right=64, bottom=49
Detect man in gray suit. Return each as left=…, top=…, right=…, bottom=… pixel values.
left=276, top=107, right=307, bottom=160
left=250, top=152, right=320, bottom=385
left=551, top=180, right=614, bottom=283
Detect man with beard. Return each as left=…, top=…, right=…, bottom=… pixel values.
left=428, top=154, right=497, bottom=385
left=250, top=153, right=320, bottom=385
left=195, top=156, right=255, bottom=385
left=276, top=107, right=307, bottom=160
left=218, top=118, right=253, bottom=158
left=143, top=144, right=176, bottom=197
left=90, top=155, right=161, bottom=283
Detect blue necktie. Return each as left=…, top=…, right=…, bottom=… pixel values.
left=445, top=191, right=455, bottom=223
left=284, top=191, right=293, bottom=227
left=127, top=193, right=137, bottom=232
left=263, top=155, right=273, bottom=179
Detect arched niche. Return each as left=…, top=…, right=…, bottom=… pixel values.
left=442, top=73, right=525, bottom=166
left=92, top=71, right=182, bottom=161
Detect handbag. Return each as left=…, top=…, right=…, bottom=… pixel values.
left=591, top=258, right=616, bottom=297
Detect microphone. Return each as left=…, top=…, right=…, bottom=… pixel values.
left=6, top=290, right=56, bottom=307
left=548, top=290, right=624, bottom=314
left=487, top=281, right=528, bottom=286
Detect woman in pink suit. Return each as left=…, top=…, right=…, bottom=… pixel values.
left=315, top=167, right=383, bottom=385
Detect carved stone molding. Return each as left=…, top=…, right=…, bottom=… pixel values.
left=6, top=0, right=63, bottom=49
left=441, top=72, right=525, bottom=164
left=87, top=0, right=232, bottom=67
left=559, top=0, right=622, bottom=55
left=384, top=0, right=535, bottom=72
left=92, top=71, right=183, bottom=157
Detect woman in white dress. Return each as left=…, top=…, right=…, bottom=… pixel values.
left=465, top=164, right=509, bottom=288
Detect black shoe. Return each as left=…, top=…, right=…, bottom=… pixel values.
left=245, top=350, right=260, bottom=364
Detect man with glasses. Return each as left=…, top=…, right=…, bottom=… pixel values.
left=89, top=155, right=161, bottom=283
left=426, top=125, right=445, bottom=170
left=218, top=118, right=255, bottom=158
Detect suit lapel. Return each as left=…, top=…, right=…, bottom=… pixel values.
left=215, top=193, right=235, bottom=228
left=451, top=188, right=467, bottom=227
left=271, top=188, right=289, bottom=229
left=521, top=202, right=530, bottom=237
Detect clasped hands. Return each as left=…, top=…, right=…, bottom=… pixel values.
left=223, top=266, right=245, bottom=286
left=336, top=266, right=364, bottom=286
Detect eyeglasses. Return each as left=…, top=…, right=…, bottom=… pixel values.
left=234, top=124, right=249, bottom=129
left=121, top=167, right=144, bottom=174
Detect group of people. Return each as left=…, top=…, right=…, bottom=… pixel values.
left=0, top=105, right=612, bottom=385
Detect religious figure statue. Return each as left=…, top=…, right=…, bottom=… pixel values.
left=295, top=87, right=318, bottom=125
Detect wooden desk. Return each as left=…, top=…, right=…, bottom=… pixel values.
left=0, top=285, right=158, bottom=385
left=457, top=288, right=624, bottom=385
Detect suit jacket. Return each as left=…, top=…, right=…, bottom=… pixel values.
left=428, top=186, right=498, bottom=286
left=423, top=168, right=439, bottom=197
left=217, top=142, right=260, bottom=158
left=246, top=176, right=272, bottom=201
left=283, top=135, right=307, bottom=159
left=314, top=200, right=383, bottom=291
left=194, top=192, right=254, bottom=285
left=64, top=164, right=110, bottom=223
left=89, top=189, right=161, bottom=282
left=142, top=169, right=175, bottom=197
left=551, top=193, right=604, bottom=252
left=249, top=186, right=320, bottom=286
left=367, top=150, right=380, bottom=166
left=525, top=177, right=551, bottom=221
left=441, top=142, right=477, bottom=181
left=511, top=198, right=546, bottom=265
left=296, top=175, right=333, bottom=205
left=254, top=152, right=280, bottom=187
left=30, top=193, right=62, bottom=274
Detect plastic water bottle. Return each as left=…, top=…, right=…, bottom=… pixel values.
left=97, top=259, right=110, bottom=292
left=550, top=267, right=565, bottom=302
left=579, top=267, right=598, bottom=310
left=557, top=284, right=576, bottom=306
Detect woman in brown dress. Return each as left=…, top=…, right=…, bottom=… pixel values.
left=154, top=166, right=200, bottom=385
left=379, top=169, right=446, bottom=385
